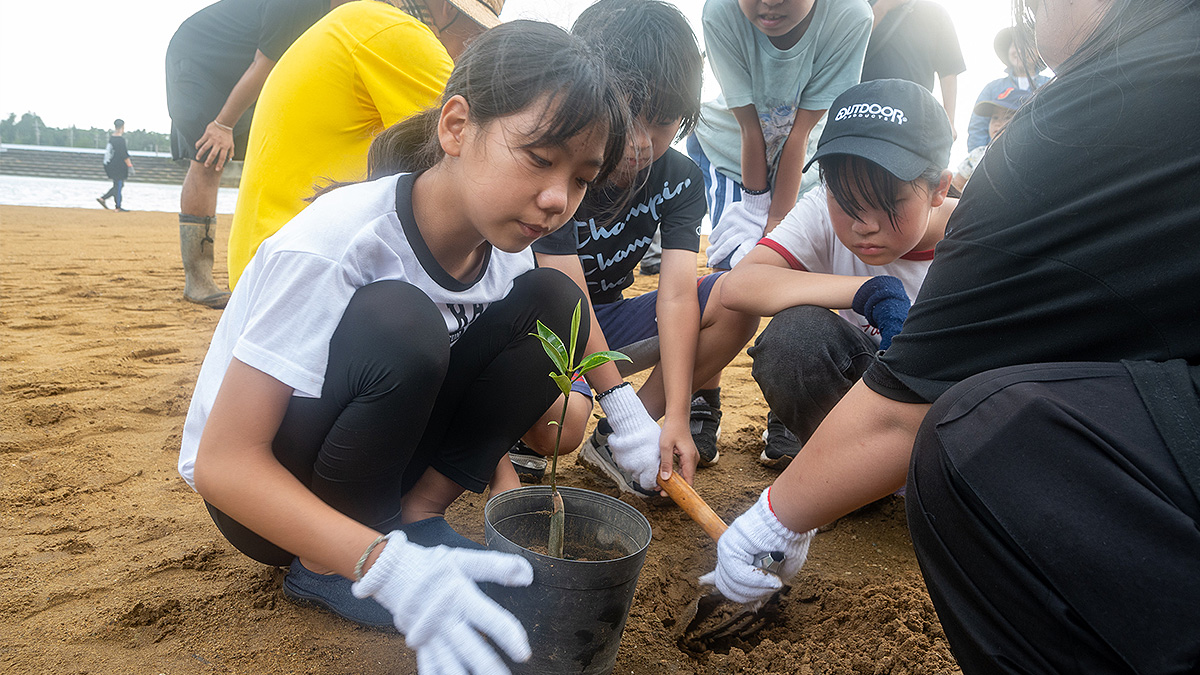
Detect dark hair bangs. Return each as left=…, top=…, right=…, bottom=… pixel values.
left=360, top=20, right=629, bottom=185
left=821, top=155, right=904, bottom=229
left=819, top=155, right=943, bottom=230
left=511, top=66, right=629, bottom=187
left=572, top=0, right=703, bottom=138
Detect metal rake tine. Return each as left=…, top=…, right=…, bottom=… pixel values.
left=687, top=588, right=788, bottom=645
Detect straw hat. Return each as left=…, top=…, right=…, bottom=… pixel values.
left=446, top=0, right=503, bottom=29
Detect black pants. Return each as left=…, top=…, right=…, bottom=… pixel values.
left=208, top=268, right=587, bottom=565
left=748, top=305, right=877, bottom=442
left=907, top=362, right=1200, bottom=674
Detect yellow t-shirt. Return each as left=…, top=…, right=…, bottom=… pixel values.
left=227, top=1, right=452, bottom=288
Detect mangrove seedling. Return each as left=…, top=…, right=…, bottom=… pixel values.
left=531, top=299, right=629, bottom=558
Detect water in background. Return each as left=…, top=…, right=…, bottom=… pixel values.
left=0, top=175, right=238, bottom=214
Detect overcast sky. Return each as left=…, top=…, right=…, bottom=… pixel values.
left=1, top=0, right=1014, bottom=163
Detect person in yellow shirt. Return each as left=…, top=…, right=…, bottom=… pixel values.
left=227, top=0, right=503, bottom=288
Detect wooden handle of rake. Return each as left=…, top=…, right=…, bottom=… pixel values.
left=657, top=472, right=728, bottom=543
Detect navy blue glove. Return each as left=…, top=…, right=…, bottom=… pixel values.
left=852, top=276, right=911, bottom=349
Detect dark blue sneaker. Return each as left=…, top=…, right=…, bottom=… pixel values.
left=399, top=516, right=485, bottom=550
left=689, top=396, right=722, bottom=467
left=759, top=411, right=802, bottom=469
left=282, top=558, right=394, bottom=629
left=508, top=440, right=547, bottom=483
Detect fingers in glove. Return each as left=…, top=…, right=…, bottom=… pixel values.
left=450, top=549, right=534, bottom=587
left=464, top=588, right=532, bottom=663
left=456, top=623, right=524, bottom=673
left=728, top=239, right=758, bottom=269
left=417, top=639, right=470, bottom=675
left=713, top=563, right=783, bottom=605
left=705, top=229, right=742, bottom=268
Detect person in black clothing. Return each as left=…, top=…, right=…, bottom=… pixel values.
left=166, top=0, right=346, bottom=309
left=862, top=0, right=965, bottom=138
left=702, top=0, right=1200, bottom=671
left=97, top=119, right=133, bottom=212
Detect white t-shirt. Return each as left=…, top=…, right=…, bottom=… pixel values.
left=759, top=186, right=934, bottom=344
left=695, top=0, right=872, bottom=184
left=178, top=173, right=535, bottom=487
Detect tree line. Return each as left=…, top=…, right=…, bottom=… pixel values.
left=1, top=113, right=171, bottom=153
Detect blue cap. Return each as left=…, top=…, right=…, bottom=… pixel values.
left=973, top=86, right=1033, bottom=117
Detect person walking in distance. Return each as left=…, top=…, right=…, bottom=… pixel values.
left=98, top=119, right=133, bottom=212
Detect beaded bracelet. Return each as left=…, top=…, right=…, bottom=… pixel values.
left=741, top=185, right=770, bottom=196
left=212, top=120, right=234, bottom=132
left=354, top=533, right=388, bottom=581
left=594, top=381, right=630, bottom=402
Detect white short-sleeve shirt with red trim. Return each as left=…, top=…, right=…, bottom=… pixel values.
left=759, top=185, right=934, bottom=344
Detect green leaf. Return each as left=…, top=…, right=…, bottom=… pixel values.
left=531, top=321, right=568, bottom=375
left=577, top=350, right=631, bottom=376
left=550, top=373, right=573, bottom=396
left=567, top=300, right=581, bottom=370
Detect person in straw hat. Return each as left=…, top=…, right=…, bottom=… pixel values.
left=225, top=0, right=503, bottom=290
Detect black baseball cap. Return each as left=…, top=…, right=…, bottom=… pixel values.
left=805, top=78, right=953, bottom=181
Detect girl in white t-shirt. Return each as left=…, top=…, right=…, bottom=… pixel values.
left=179, top=21, right=635, bottom=671
left=720, top=79, right=958, bottom=469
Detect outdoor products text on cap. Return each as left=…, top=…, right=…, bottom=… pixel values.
left=804, top=78, right=953, bottom=182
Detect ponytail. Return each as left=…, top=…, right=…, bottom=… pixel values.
left=367, top=108, right=441, bottom=178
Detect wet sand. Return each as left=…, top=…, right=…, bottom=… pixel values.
left=0, top=205, right=959, bottom=674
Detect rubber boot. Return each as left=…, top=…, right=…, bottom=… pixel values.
left=179, top=216, right=231, bottom=309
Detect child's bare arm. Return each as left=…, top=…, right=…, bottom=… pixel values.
left=732, top=105, right=770, bottom=192
left=771, top=381, right=930, bottom=533
left=194, top=358, right=383, bottom=579
left=768, top=108, right=826, bottom=231
left=939, top=74, right=958, bottom=140
left=721, top=244, right=868, bottom=316
left=650, top=248, right=704, bottom=480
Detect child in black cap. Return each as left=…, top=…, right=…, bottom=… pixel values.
left=720, top=78, right=957, bottom=469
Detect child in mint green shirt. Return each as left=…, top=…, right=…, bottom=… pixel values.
left=689, top=0, right=871, bottom=269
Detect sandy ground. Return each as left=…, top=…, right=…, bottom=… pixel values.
left=1, top=205, right=960, bottom=675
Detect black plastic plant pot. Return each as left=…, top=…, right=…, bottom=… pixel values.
left=483, top=485, right=652, bottom=675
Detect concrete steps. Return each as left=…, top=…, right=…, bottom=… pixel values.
left=0, top=146, right=241, bottom=187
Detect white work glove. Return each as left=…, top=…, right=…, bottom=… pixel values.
left=352, top=531, right=533, bottom=674
left=598, top=384, right=662, bottom=492
left=699, top=487, right=816, bottom=605
left=706, top=191, right=770, bottom=269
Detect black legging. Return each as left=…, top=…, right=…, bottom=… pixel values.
left=101, top=178, right=125, bottom=209
left=208, top=267, right=587, bottom=565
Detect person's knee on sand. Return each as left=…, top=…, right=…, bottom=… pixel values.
left=749, top=305, right=875, bottom=443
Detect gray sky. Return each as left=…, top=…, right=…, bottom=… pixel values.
left=0, top=0, right=1014, bottom=163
